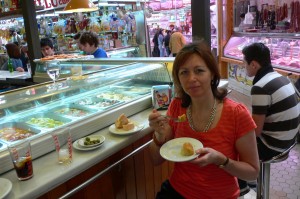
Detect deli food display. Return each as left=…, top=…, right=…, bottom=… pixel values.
left=0, top=61, right=172, bottom=175
left=224, top=32, right=300, bottom=73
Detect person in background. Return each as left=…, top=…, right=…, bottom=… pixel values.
left=158, top=29, right=165, bottom=57
left=1, top=43, right=24, bottom=72
left=79, top=31, right=107, bottom=58
left=164, top=30, right=171, bottom=57
left=238, top=43, right=300, bottom=196
left=169, top=27, right=186, bottom=57
left=148, top=41, right=259, bottom=198
left=73, top=32, right=84, bottom=52
left=11, top=31, right=22, bottom=46
left=20, top=45, right=29, bottom=71
left=40, top=38, right=55, bottom=57
left=152, top=29, right=160, bottom=57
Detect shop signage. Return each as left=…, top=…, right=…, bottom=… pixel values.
left=34, top=0, right=71, bottom=9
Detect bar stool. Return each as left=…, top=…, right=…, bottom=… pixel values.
left=256, top=141, right=297, bottom=199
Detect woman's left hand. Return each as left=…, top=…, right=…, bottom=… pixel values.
left=190, top=147, right=226, bottom=167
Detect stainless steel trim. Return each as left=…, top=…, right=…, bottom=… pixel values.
left=59, top=139, right=153, bottom=199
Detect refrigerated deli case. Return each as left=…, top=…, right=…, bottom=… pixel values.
left=224, top=32, right=300, bottom=74
left=222, top=32, right=300, bottom=95
left=0, top=61, right=172, bottom=175
left=33, top=57, right=175, bottom=83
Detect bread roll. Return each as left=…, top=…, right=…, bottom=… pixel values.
left=181, top=142, right=194, bottom=156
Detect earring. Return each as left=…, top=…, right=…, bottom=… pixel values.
left=211, top=80, right=214, bottom=85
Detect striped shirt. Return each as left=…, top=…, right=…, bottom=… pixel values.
left=251, top=71, right=300, bottom=152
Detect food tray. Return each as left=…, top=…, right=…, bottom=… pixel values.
left=49, top=104, right=96, bottom=118
left=109, top=86, right=151, bottom=95
left=95, top=91, right=137, bottom=102
left=20, top=113, right=72, bottom=129
left=73, top=97, right=123, bottom=109
left=0, top=122, right=41, bottom=143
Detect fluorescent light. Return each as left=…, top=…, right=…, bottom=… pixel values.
left=98, top=3, right=126, bottom=6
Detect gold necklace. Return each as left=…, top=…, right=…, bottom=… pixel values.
left=187, top=98, right=217, bottom=132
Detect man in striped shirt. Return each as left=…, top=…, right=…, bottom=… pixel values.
left=238, top=42, right=300, bottom=196
left=242, top=42, right=299, bottom=160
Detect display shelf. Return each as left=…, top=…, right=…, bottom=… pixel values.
left=0, top=61, right=172, bottom=175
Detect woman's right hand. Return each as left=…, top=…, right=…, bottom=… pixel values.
left=148, top=109, right=170, bottom=136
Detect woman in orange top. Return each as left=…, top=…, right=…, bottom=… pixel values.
left=148, top=41, right=259, bottom=199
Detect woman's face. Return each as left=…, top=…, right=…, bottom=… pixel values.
left=178, top=53, right=213, bottom=99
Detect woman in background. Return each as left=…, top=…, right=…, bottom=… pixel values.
left=158, top=29, right=165, bottom=57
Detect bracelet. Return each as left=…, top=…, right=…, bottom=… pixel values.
left=152, top=132, right=166, bottom=147
left=218, top=157, right=229, bottom=168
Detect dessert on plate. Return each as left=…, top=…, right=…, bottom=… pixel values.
left=115, top=114, right=135, bottom=131
left=181, top=142, right=194, bottom=156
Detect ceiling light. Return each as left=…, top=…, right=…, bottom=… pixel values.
left=63, top=0, right=98, bottom=13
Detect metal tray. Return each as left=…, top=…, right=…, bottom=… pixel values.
left=72, top=97, right=124, bottom=110
left=20, top=113, right=72, bottom=129
left=49, top=104, right=96, bottom=118
left=109, top=85, right=151, bottom=95
left=0, top=122, right=41, bottom=143
left=95, top=91, right=138, bottom=102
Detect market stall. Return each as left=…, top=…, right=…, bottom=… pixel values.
left=218, top=0, right=300, bottom=95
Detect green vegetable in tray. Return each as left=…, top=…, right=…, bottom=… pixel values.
left=27, top=117, right=64, bottom=128
left=84, top=137, right=100, bottom=146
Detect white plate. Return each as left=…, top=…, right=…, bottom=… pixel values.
left=73, top=136, right=105, bottom=151
left=78, top=135, right=105, bottom=148
left=0, top=178, right=12, bottom=199
left=160, top=137, right=203, bottom=162
left=109, top=123, right=144, bottom=135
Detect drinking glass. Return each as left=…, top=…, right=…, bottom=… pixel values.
left=51, top=127, right=73, bottom=165
left=8, top=140, right=34, bottom=181
left=46, top=61, right=61, bottom=89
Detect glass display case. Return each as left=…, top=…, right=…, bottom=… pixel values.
left=0, top=61, right=172, bottom=174
left=33, top=59, right=127, bottom=83
left=33, top=57, right=175, bottom=83
left=224, top=32, right=300, bottom=74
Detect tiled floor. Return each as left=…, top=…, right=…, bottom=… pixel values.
left=239, top=143, right=300, bottom=199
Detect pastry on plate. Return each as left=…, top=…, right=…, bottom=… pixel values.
left=181, top=142, right=194, bottom=156
left=115, top=113, right=129, bottom=129
left=115, top=114, right=135, bottom=131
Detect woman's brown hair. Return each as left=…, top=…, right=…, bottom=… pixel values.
left=6, top=43, right=21, bottom=59
left=172, top=40, right=227, bottom=107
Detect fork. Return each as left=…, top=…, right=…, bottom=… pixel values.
left=161, top=115, right=186, bottom=122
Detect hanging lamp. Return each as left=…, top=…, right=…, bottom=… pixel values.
left=63, top=0, right=98, bottom=13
